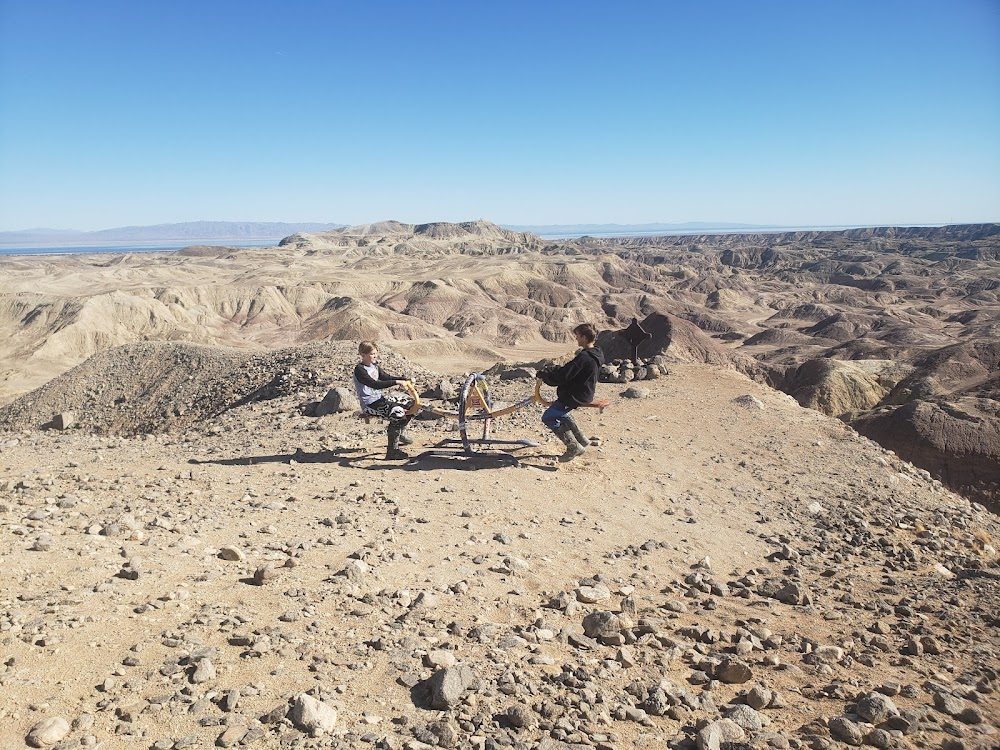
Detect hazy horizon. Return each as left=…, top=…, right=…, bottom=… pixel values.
left=1, top=1, right=998, bottom=231
left=1, top=217, right=986, bottom=242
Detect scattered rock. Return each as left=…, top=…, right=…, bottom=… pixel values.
left=290, top=693, right=338, bottom=734
left=622, top=386, right=650, bottom=399
left=697, top=718, right=746, bottom=750
left=52, top=412, right=74, bottom=430
left=856, top=692, right=899, bottom=724
left=26, top=717, right=70, bottom=747
left=427, top=665, right=478, bottom=710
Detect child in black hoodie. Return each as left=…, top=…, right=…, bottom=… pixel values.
left=538, top=323, right=604, bottom=462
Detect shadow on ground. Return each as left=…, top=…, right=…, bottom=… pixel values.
left=189, top=445, right=559, bottom=471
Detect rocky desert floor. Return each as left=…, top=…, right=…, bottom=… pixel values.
left=2, top=360, right=998, bottom=750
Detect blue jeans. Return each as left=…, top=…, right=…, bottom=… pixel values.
left=542, top=400, right=573, bottom=430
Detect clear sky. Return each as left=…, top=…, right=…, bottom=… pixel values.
left=1, top=0, right=998, bottom=231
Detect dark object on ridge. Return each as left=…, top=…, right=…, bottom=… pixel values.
left=618, top=317, right=652, bottom=363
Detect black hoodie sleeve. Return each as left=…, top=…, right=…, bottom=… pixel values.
left=539, top=348, right=603, bottom=407
left=539, top=354, right=588, bottom=387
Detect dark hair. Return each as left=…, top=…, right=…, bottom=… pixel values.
left=573, top=323, right=597, bottom=344
left=358, top=341, right=378, bottom=354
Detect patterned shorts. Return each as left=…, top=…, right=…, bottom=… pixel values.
left=363, top=395, right=415, bottom=423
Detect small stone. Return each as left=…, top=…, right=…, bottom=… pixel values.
left=726, top=704, right=763, bottom=731
left=290, top=693, right=338, bottom=733
left=314, top=387, right=360, bottom=416
left=624, top=707, right=649, bottom=723
left=616, top=646, right=637, bottom=668
left=957, top=706, right=984, bottom=725
left=507, top=704, right=535, bottom=729
left=253, top=564, right=277, bottom=585
left=218, top=546, right=245, bottom=562
left=30, top=536, right=53, bottom=552
left=191, top=658, right=216, bottom=684
left=582, top=611, right=621, bottom=639
left=933, top=691, right=969, bottom=717
left=716, top=658, right=753, bottom=684
left=733, top=395, right=764, bottom=410
left=340, top=559, right=369, bottom=583
left=53, top=412, right=74, bottom=430
left=814, top=645, right=844, bottom=661
left=217, top=725, right=248, bottom=747
left=864, top=729, right=894, bottom=748
left=856, top=692, right=899, bottom=724
left=621, top=386, right=650, bottom=399
left=747, top=684, right=774, bottom=710
left=921, top=636, right=944, bottom=655
left=427, top=665, right=478, bottom=710
left=697, top=718, right=746, bottom=750
left=260, top=703, right=289, bottom=724
left=774, top=582, right=812, bottom=605
left=829, top=716, right=863, bottom=746
left=26, top=717, right=70, bottom=747
left=425, top=650, right=457, bottom=669
left=576, top=583, right=612, bottom=603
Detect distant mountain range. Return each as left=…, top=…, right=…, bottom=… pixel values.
left=503, top=221, right=769, bottom=235
left=0, top=219, right=966, bottom=248
left=0, top=221, right=347, bottom=247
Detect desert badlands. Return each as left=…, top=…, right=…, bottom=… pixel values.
left=0, top=221, right=998, bottom=749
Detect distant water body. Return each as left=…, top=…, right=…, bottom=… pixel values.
left=0, top=238, right=279, bottom=257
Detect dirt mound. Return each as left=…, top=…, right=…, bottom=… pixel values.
left=911, top=340, right=1000, bottom=390
left=743, top=328, right=834, bottom=347
left=851, top=397, right=1000, bottom=512
left=786, top=358, right=911, bottom=417
left=803, top=312, right=879, bottom=341
left=769, top=302, right=839, bottom=321
left=0, top=341, right=431, bottom=436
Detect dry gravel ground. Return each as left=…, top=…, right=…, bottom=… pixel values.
left=1, top=364, right=998, bottom=750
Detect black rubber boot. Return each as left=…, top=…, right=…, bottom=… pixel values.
left=386, top=426, right=409, bottom=460
left=397, top=414, right=415, bottom=445
left=563, top=414, right=588, bottom=447
left=552, top=424, right=586, bottom=462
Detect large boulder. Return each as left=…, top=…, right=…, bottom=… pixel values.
left=313, top=387, right=360, bottom=416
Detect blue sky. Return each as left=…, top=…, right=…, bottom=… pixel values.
left=1, top=0, right=998, bottom=231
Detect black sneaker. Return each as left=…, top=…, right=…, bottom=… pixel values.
left=386, top=449, right=410, bottom=461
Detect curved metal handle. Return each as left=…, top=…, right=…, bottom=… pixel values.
left=533, top=377, right=552, bottom=407
left=402, top=380, right=421, bottom=416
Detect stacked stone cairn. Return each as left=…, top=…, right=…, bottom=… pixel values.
left=599, top=356, right=668, bottom=384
